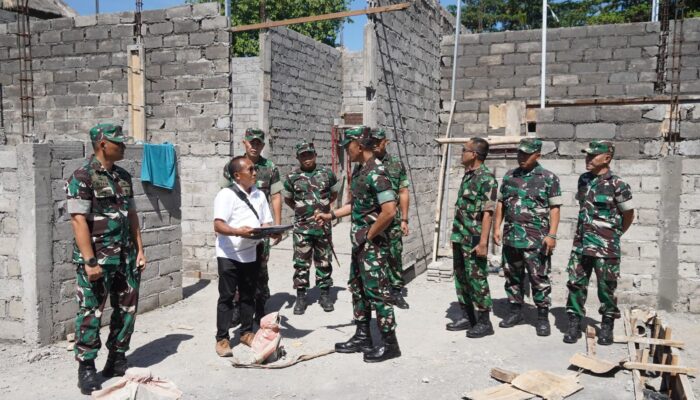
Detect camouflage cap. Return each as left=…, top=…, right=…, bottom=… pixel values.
left=340, top=126, right=371, bottom=147
left=296, top=140, right=316, bottom=156
left=89, top=123, right=125, bottom=143
left=518, top=137, right=542, bottom=154
left=370, top=129, right=386, bottom=140
left=244, top=128, right=265, bottom=142
left=582, top=140, right=615, bottom=155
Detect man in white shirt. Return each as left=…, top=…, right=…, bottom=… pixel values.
left=213, top=156, right=276, bottom=357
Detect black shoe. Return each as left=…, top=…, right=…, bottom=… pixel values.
left=391, top=288, right=409, bottom=309
left=230, top=303, right=241, bottom=328
left=363, top=331, right=401, bottom=362
left=536, top=307, right=551, bottom=337
left=293, top=290, right=307, bottom=315
left=102, top=351, right=128, bottom=378
left=467, top=311, right=494, bottom=338
left=446, top=305, right=476, bottom=331
left=319, top=288, right=334, bottom=312
left=335, top=321, right=373, bottom=353
left=498, top=303, right=523, bottom=328
left=598, top=316, right=614, bottom=346
left=78, top=360, right=102, bottom=395
left=563, top=314, right=582, bottom=344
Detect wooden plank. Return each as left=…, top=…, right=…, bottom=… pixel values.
left=434, top=136, right=523, bottom=145
left=127, top=44, right=146, bottom=141
left=623, top=309, right=645, bottom=400
left=623, top=362, right=697, bottom=375
left=431, top=100, right=455, bottom=263
left=525, top=94, right=700, bottom=108
left=586, top=326, right=596, bottom=356
left=230, top=3, right=410, bottom=32
left=511, top=370, right=583, bottom=400
left=464, top=383, right=534, bottom=400
left=614, top=336, right=684, bottom=348
left=639, top=348, right=650, bottom=385
left=491, top=368, right=519, bottom=384
left=569, top=353, right=618, bottom=375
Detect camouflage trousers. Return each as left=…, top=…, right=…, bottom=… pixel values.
left=349, top=231, right=396, bottom=333
left=566, top=252, right=621, bottom=319
left=502, top=245, right=552, bottom=308
left=74, top=262, right=140, bottom=361
left=452, top=241, right=492, bottom=312
left=292, top=232, right=333, bottom=290
left=387, top=223, right=404, bottom=289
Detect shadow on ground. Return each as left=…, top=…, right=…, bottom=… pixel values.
left=128, top=333, right=194, bottom=367
left=183, top=279, right=210, bottom=299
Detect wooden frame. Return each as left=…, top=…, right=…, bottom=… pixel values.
left=127, top=44, right=146, bottom=142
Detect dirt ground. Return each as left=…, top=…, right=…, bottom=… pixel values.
left=1, top=222, right=698, bottom=399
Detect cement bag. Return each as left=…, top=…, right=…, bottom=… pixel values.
left=91, top=367, right=182, bottom=400
left=251, top=312, right=282, bottom=364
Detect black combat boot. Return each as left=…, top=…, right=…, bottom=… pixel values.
left=230, top=303, right=241, bottom=328
left=319, top=288, right=334, bottom=312
left=335, top=321, right=373, bottom=353
left=467, top=311, right=494, bottom=338
left=598, top=316, right=614, bottom=346
left=446, top=304, right=476, bottom=331
left=77, top=360, right=102, bottom=395
left=563, top=314, right=582, bottom=344
left=391, top=287, right=409, bottom=309
left=102, top=351, right=128, bottom=378
left=536, top=307, right=551, bottom=337
left=363, top=330, right=401, bottom=362
left=498, top=303, right=523, bottom=328
left=293, top=289, right=307, bottom=315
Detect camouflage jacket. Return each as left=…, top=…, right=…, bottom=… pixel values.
left=282, top=166, right=340, bottom=236
left=65, top=155, right=135, bottom=266
left=451, top=164, right=498, bottom=245
left=573, top=171, right=634, bottom=258
left=350, top=157, right=397, bottom=247
left=380, top=152, right=410, bottom=233
left=499, top=164, right=562, bottom=249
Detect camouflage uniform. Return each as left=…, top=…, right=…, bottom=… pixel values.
left=450, top=164, right=498, bottom=312
left=282, top=142, right=341, bottom=290
left=499, top=140, right=562, bottom=308
left=65, top=125, right=139, bottom=362
left=566, top=141, right=634, bottom=319
left=379, top=151, right=410, bottom=290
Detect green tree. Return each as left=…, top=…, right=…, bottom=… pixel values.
left=187, top=0, right=350, bottom=56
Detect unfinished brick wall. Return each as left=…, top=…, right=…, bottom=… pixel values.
left=0, top=146, right=21, bottom=340
left=231, top=56, right=261, bottom=156
left=341, top=50, right=364, bottom=117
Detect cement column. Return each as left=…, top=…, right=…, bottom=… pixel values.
left=17, top=144, right=54, bottom=344
left=259, top=31, right=272, bottom=157
left=658, top=155, right=681, bottom=310
left=362, top=20, right=377, bottom=128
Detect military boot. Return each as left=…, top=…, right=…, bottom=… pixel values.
left=467, top=311, right=494, bottom=338
left=498, top=303, right=523, bottom=328
left=335, top=321, right=373, bottom=353
left=391, top=287, right=409, bottom=309
left=598, top=316, right=614, bottom=346
left=536, top=307, right=551, bottom=337
left=102, top=351, right=128, bottom=378
left=77, top=360, right=102, bottom=395
left=446, top=305, right=476, bottom=331
left=293, top=289, right=307, bottom=315
left=319, top=288, right=334, bottom=312
left=363, top=330, right=401, bottom=363
left=563, top=314, right=582, bottom=344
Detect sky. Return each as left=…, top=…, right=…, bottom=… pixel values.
left=64, top=0, right=456, bottom=51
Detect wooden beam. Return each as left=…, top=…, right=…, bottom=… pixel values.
left=490, top=368, right=519, bottom=384
left=526, top=94, right=700, bottom=108
left=127, top=44, right=146, bottom=141
left=623, top=309, right=645, bottom=400
left=623, top=362, right=698, bottom=376
left=614, top=336, right=685, bottom=348
left=230, top=3, right=411, bottom=32
left=434, top=136, right=523, bottom=145
left=431, top=100, right=455, bottom=263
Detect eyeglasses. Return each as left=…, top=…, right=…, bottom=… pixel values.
left=462, top=148, right=475, bottom=153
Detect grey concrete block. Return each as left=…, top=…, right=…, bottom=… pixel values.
left=74, top=15, right=97, bottom=28
left=620, top=123, right=661, bottom=138
left=142, top=9, right=167, bottom=23
left=610, top=72, right=638, bottom=84
left=85, top=26, right=109, bottom=40
left=163, top=34, right=189, bottom=48
left=538, top=123, right=574, bottom=138
left=173, top=19, right=199, bottom=34
left=202, top=16, right=228, bottom=31
left=680, top=141, right=700, bottom=156
left=192, top=2, right=219, bottom=17
left=552, top=74, right=579, bottom=86
left=558, top=141, right=587, bottom=156
left=614, top=47, right=642, bottom=59
left=557, top=107, right=596, bottom=123
left=625, top=83, right=654, bottom=96
left=490, top=43, right=514, bottom=54
left=575, top=123, right=617, bottom=139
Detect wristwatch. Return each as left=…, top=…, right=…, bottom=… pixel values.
left=86, top=257, right=98, bottom=267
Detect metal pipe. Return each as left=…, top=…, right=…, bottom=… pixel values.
left=652, top=0, right=659, bottom=22
left=95, top=0, right=99, bottom=14
left=225, top=0, right=231, bottom=18
left=440, top=0, right=463, bottom=248
left=540, top=0, right=547, bottom=109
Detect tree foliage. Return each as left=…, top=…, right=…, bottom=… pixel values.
left=187, top=0, right=350, bottom=56
left=446, top=0, right=700, bottom=33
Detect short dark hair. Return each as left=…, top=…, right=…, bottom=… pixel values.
left=359, top=136, right=379, bottom=149
left=470, top=138, right=489, bottom=161
left=228, top=155, right=248, bottom=178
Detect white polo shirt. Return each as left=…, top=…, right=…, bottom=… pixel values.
left=213, top=183, right=273, bottom=262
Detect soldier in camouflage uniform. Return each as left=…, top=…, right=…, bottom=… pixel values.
left=223, top=128, right=282, bottom=326
left=65, top=124, right=146, bottom=395
left=448, top=138, right=498, bottom=338
left=282, top=140, right=341, bottom=315
left=564, top=140, right=634, bottom=345
left=371, top=129, right=411, bottom=309
left=493, top=138, right=562, bottom=337
left=316, top=126, right=400, bottom=363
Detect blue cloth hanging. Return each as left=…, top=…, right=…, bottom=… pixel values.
left=141, top=143, right=177, bottom=190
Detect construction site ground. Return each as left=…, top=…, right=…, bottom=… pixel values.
left=1, top=222, right=698, bottom=399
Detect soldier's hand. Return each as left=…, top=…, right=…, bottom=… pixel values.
left=543, top=236, right=556, bottom=255
left=314, top=212, right=332, bottom=223
left=271, top=233, right=282, bottom=245
left=136, top=251, right=147, bottom=271
left=401, top=221, right=409, bottom=236
left=85, top=264, right=103, bottom=282
left=473, top=242, right=488, bottom=258
left=493, top=229, right=502, bottom=246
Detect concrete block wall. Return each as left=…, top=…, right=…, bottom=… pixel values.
left=341, top=50, right=364, bottom=116
left=368, top=0, right=446, bottom=276
left=0, top=146, right=22, bottom=340
left=679, top=158, right=700, bottom=313
left=231, top=56, right=261, bottom=156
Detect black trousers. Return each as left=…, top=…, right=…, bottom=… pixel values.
left=216, top=256, right=260, bottom=340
